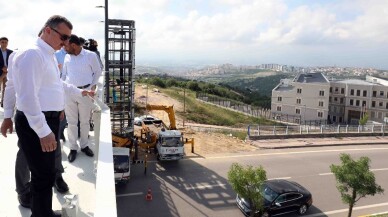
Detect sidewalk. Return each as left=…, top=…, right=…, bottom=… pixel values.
left=250, top=136, right=388, bottom=149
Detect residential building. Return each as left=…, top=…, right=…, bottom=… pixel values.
left=272, top=73, right=388, bottom=125
left=271, top=72, right=330, bottom=124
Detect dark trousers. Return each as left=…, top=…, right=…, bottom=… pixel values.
left=15, top=111, right=59, bottom=217
left=15, top=137, right=64, bottom=196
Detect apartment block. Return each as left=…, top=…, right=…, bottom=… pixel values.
left=272, top=73, right=388, bottom=125
left=271, top=72, right=330, bottom=124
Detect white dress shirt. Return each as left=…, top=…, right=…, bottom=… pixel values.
left=62, top=48, right=102, bottom=88
left=6, top=38, right=82, bottom=138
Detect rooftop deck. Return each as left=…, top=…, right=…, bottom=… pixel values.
left=0, top=94, right=117, bottom=217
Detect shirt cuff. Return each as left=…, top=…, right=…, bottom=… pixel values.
left=4, top=109, right=15, bottom=119
left=36, top=124, right=52, bottom=138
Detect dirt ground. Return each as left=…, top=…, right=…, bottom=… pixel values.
left=134, top=84, right=258, bottom=156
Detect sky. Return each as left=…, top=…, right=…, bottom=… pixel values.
left=2, top=0, right=388, bottom=69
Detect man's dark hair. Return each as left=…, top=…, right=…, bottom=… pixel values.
left=0, top=37, right=8, bottom=41
left=69, top=34, right=81, bottom=46
left=44, top=15, right=73, bottom=30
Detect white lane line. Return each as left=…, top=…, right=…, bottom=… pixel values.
left=305, top=202, right=388, bottom=217
left=184, top=183, right=227, bottom=190
left=204, top=147, right=388, bottom=160
left=319, top=172, right=333, bottom=176
left=319, top=168, right=388, bottom=176
left=268, top=177, right=291, bottom=180
left=116, top=192, right=143, bottom=198
left=371, top=168, right=388, bottom=172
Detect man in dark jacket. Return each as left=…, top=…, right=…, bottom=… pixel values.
left=0, top=37, right=13, bottom=107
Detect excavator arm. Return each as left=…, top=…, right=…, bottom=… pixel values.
left=145, top=104, right=177, bottom=130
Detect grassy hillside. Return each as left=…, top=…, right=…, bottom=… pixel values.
left=141, top=86, right=277, bottom=127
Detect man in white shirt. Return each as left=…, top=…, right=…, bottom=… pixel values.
left=3, top=15, right=94, bottom=217
left=62, top=34, right=102, bottom=162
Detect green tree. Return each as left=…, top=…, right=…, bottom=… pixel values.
left=330, top=154, right=384, bottom=217
left=359, top=113, right=369, bottom=125
left=227, top=163, right=267, bottom=217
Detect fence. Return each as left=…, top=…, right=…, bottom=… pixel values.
left=196, top=93, right=272, bottom=119
left=248, top=124, right=388, bottom=137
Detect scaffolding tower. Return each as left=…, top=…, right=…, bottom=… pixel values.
left=105, top=19, right=135, bottom=137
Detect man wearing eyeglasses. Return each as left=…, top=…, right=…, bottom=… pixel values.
left=0, top=37, right=13, bottom=107
left=62, top=34, right=102, bottom=163
left=3, top=15, right=94, bottom=217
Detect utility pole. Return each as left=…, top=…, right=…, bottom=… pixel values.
left=104, top=0, right=109, bottom=103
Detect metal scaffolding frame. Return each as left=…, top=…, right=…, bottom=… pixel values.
left=104, top=19, right=135, bottom=137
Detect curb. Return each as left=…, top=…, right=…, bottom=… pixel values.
left=255, top=142, right=388, bottom=149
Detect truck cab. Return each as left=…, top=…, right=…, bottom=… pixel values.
left=113, top=147, right=130, bottom=183
left=156, top=129, right=185, bottom=161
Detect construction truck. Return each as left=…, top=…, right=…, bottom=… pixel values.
left=113, top=147, right=130, bottom=183
left=135, top=104, right=187, bottom=161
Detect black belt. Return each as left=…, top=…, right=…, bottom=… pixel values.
left=16, top=110, right=61, bottom=119
left=77, top=84, right=91, bottom=89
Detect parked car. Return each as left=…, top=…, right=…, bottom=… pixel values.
left=134, top=115, right=160, bottom=126
left=236, top=179, right=313, bottom=217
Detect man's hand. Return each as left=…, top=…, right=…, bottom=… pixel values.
left=2, top=66, right=7, bottom=73
left=82, top=90, right=95, bottom=97
left=1, top=118, right=13, bottom=137
left=59, top=111, right=65, bottom=121
left=39, top=132, right=57, bottom=152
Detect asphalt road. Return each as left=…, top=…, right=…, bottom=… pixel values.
left=115, top=145, right=388, bottom=217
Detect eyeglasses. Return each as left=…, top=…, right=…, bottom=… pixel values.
left=50, top=27, right=70, bottom=41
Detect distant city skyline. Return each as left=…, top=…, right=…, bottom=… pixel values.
left=2, top=0, right=388, bottom=69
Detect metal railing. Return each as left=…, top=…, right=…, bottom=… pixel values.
left=248, top=124, right=388, bottom=137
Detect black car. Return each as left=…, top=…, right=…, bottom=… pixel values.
left=236, top=179, right=313, bottom=217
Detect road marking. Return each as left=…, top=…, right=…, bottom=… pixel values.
left=268, top=177, right=291, bottom=180
left=305, top=202, right=388, bottom=217
left=204, top=147, right=388, bottom=160
left=319, top=168, right=388, bottom=176
left=116, top=192, right=143, bottom=198
left=184, top=183, right=227, bottom=190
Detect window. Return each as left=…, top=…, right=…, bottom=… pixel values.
left=356, top=100, right=360, bottom=106
left=296, top=108, right=301, bottom=114
left=363, top=101, right=366, bottom=107
left=278, top=96, right=282, bottom=102
left=341, top=88, right=345, bottom=94
left=350, top=89, right=354, bottom=96
left=350, top=99, right=354, bottom=106
left=277, top=106, right=281, bottom=111
left=386, top=103, right=388, bottom=109
left=318, top=111, right=323, bottom=117
left=340, top=98, right=344, bottom=104
left=363, top=90, right=367, bottom=97
left=335, top=87, right=338, bottom=92
left=296, top=98, right=301, bottom=104
left=330, top=87, right=332, bottom=93
left=380, top=91, right=384, bottom=96
left=357, top=90, right=360, bottom=96
left=373, top=91, right=377, bottom=97
left=319, top=90, right=325, bottom=96
left=372, top=101, right=376, bottom=107
left=297, top=88, right=302, bottom=94
left=379, top=102, right=383, bottom=107
left=329, top=97, right=332, bottom=102
left=319, top=101, right=324, bottom=107
left=334, top=97, right=338, bottom=102
left=371, top=111, right=375, bottom=118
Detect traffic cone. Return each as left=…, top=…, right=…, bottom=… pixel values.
left=145, top=187, right=153, bottom=201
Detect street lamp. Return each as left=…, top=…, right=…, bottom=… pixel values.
left=96, top=0, right=109, bottom=103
